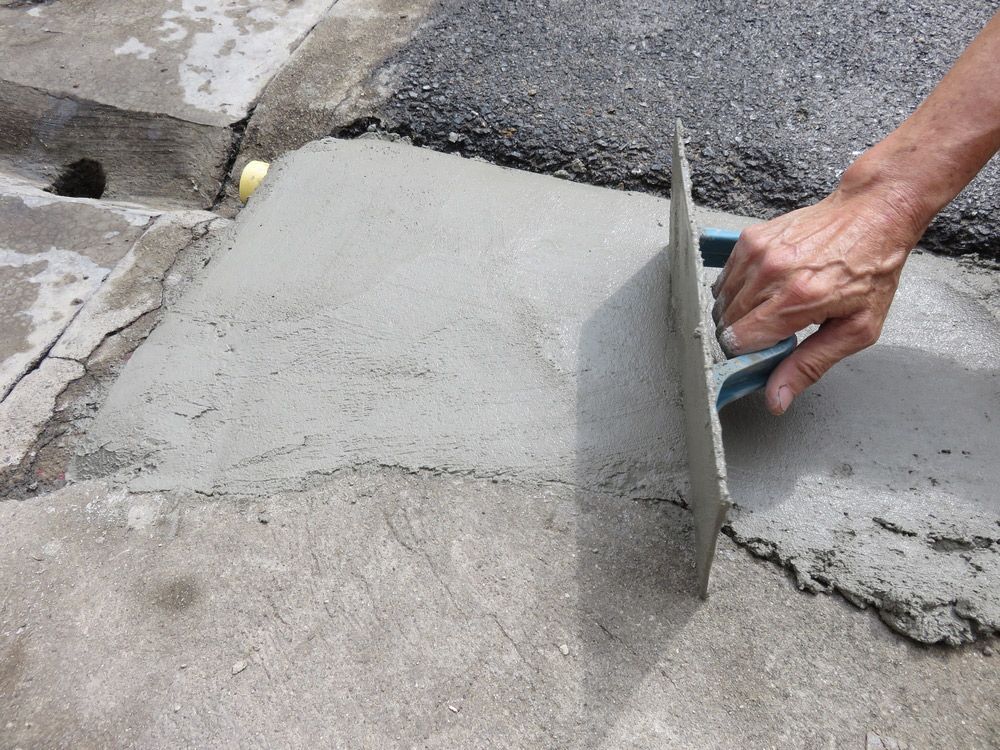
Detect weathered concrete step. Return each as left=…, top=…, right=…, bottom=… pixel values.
left=0, top=79, right=234, bottom=208
left=0, top=0, right=339, bottom=207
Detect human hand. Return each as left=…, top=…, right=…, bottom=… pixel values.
left=710, top=182, right=924, bottom=415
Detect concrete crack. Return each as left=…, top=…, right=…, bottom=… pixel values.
left=490, top=613, right=540, bottom=673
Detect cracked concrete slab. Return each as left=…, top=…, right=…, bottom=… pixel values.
left=0, top=181, right=221, bottom=475
left=0, top=356, right=83, bottom=471
left=0, top=176, right=157, bottom=400
left=76, top=139, right=1000, bottom=646
left=1, top=473, right=997, bottom=748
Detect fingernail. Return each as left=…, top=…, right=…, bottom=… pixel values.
left=777, top=385, right=792, bottom=414
left=718, top=326, right=738, bottom=357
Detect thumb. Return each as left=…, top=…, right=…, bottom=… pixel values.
left=764, top=315, right=878, bottom=415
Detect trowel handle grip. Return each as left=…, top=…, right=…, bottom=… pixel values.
left=699, top=227, right=742, bottom=268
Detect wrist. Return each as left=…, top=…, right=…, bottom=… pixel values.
left=835, top=143, right=939, bottom=244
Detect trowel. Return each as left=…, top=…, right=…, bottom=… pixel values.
left=670, top=120, right=795, bottom=597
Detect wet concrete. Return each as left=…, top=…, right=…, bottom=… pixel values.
left=722, top=251, right=1000, bottom=644
left=81, top=139, right=686, bottom=499
left=77, top=140, right=999, bottom=645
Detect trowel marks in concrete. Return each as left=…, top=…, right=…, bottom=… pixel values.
left=78, top=140, right=1000, bottom=644
left=80, top=139, right=688, bottom=501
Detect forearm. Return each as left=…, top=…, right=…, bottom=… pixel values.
left=838, top=10, right=1000, bottom=238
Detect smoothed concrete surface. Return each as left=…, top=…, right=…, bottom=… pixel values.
left=81, top=139, right=686, bottom=500
left=1, top=473, right=997, bottom=748
left=77, top=140, right=999, bottom=647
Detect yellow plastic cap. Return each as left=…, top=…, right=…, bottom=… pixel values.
left=239, top=160, right=270, bottom=203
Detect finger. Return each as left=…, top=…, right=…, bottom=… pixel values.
left=711, top=226, right=759, bottom=299
left=717, top=297, right=813, bottom=356
left=764, top=315, right=880, bottom=415
left=710, top=266, right=727, bottom=298
left=714, top=274, right=770, bottom=329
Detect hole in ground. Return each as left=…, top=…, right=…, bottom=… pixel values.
left=47, top=158, right=106, bottom=199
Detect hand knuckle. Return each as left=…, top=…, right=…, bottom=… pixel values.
left=757, top=251, right=787, bottom=279
left=784, top=274, right=820, bottom=305
left=843, top=317, right=880, bottom=348
left=738, top=225, right=767, bottom=255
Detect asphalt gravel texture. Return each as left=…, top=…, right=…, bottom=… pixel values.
left=366, top=0, right=998, bottom=258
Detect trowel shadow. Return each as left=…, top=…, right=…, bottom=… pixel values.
left=721, top=345, right=1000, bottom=515
left=574, top=250, right=700, bottom=743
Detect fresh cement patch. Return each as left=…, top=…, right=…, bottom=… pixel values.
left=80, top=139, right=687, bottom=500
left=721, top=251, right=1000, bottom=645
left=77, top=140, right=1000, bottom=644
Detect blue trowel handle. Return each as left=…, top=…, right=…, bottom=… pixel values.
left=712, top=336, right=796, bottom=410
left=699, top=227, right=742, bottom=268
left=700, top=226, right=796, bottom=410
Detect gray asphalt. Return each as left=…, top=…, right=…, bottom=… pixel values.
left=369, top=0, right=998, bottom=258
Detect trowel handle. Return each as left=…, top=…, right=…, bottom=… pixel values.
left=700, top=226, right=796, bottom=409
left=699, top=227, right=742, bottom=268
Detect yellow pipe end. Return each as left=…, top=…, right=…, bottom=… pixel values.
left=239, top=160, right=270, bottom=203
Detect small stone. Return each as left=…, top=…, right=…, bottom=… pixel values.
left=552, top=169, right=571, bottom=180
left=173, top=704, right=181, bottom=713
left=257, top=513, right=269, bottom=524
left=447, top=132, right=462, bottom=144
left=984, top=645, right=994, bottom=656
left=232, top=659, right=248, bottom=675
left=568, top=158, right=586, bottom=174
left=447, top=704, right=459, bottom=713
left=559, top=643, right=570, bottom=656
left=527, top=88, right=537, bottom=96
left=180, top=663, right=187, bottom=669
left=27, top=482, right=38, bottom=492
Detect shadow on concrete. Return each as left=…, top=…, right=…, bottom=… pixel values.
left=721, top=345, right=1000, bottom=517
left=574, top=250, right=701, bottom=742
